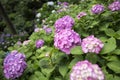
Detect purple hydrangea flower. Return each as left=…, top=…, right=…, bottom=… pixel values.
left=63, top=2, right=69, bottom=6
left=54, top=29, right=81, bottom=54
left=58, top=1, right=69, bottom=7
left=45, top=28, right=52, bottom=34
left=108, top=1, right=120, bottom=11
left=77, top=12, right=87, bottom=19
left=91, top=4, right=104, bottom=14
left=70, top=60, right=104, bottom=80
left=81, top=35, right=104, bottom=54
left=54, top=15, right=75, bottom=32
left=36, top=39, right=44, bottom=48
left=3, top=50, right=27, bottom=79
left=58, top=1, right=62, bottom=5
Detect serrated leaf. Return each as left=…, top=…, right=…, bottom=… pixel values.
left=107, top=61, right=120, bottom=73
left=101, top=37, right=116, bottom=54
left=71, top=46, right=83, bottom=55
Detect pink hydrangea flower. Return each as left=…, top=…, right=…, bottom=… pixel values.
left=23, top=40, right=31, bottom=46
left=54, top=29, right=81, bottom=54
left=77, top=12, right=87, bottom=19
left=54, top=15, right=74, bottom=32
left=70, top=60, right=104, bottom=80
left=81, top=35, right=104, bottom=54
left=108, top=1, right=120, bottom=11
left=91, top=4, right=104, bottom=14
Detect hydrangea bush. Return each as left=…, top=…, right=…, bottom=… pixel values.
left=1, top=0, right=120, bottom=80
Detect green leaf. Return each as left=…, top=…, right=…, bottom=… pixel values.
left=99, top=37, right=108, bottom=42
left=105, top=29, right=115, bottom=37
left=85, top=53, right=98, bottom=64
left=26, top=52, right=33, bottom=59
left=112, top=49, right=120, bottom=55
left=105, top=74, right=114, bottom=80
left=29, top=71, right=48, bottom=80
left=59, top=64, right=68, bottom=77
left=29, top=75, right=39, bottom=80
left=114, top=76, right=120, bottom=80
left=101, top=37, right=116, bottom=54
left=107, top=61, right=120, bottom=73
left=71, top=46, right=83, bottom=55
left=103, top=56, right=119, bottom=62
left=114, top=30, right=120, bottom=39
left=41, top=67, right=55, bottom=78
left=69, top=55, right=83, bottom=68
left=35, top=71, right=48, bottom=80
left=54, top=77, right=62, bottom=80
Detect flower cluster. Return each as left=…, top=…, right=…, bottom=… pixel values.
left=70, top=60, right=104, bottom=80
left=58, top=2, right=69, bottom=7
left=81, top=35, right=104, bottom=54
left=36, top=13, right=41, bottom=18
left=43, top=25, right=52, bottom=34
left=34, top=27, right=43, bottom=32
left=54, top=15, right=74, bottom=32
left=57, top=2, right=69, bottom=13
left=108, top=1, right=120, bottom=11
left=47, top=1, right=54, bottom=6
left=54, top=29, right=81, bottom=54
left=45, top=28, right=52, bottom=34
left=23, top=40, right=31, bottom=46
left=91, top=4, right=104, bottom=14
left=36, top=39, right=44, bottom=48
left=77, top=12, right=87, bottom=19
left=3, top=50, right=27, bottom=79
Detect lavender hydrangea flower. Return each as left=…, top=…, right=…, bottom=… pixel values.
left=81, top=35, right=104, bottom=54
left=3, top=50, right=27, bottom=79
left=91, top=4, right=104, bottom=14
left=45, top=28, right=52, bottom=34
left=34, top=27, right=42, bottom=32
left=16, top=41, right=22, bottom=46
left=70, top=60, right=104, bottom=80
left=108, top=1, right=120, bottom=11
left=42, top=25, right=52, bottom=34
left=54, top=29, right=81, bottom=54
left=36, top=39, right=44, bottom=48
left=77, top=12, right=87, bottom=19
left=54, top=15, right=74, bottom=32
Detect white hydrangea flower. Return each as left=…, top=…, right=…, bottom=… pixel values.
left=47, top=1, right=54, bottom=6
left=36, top=13, right=41, bottom=18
